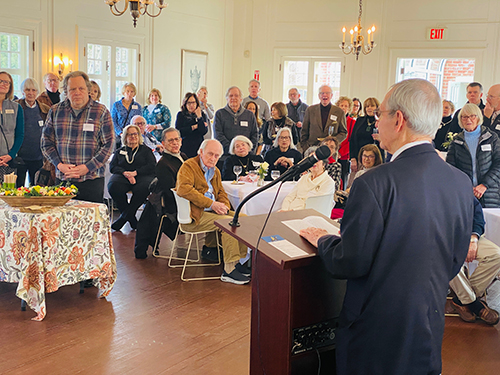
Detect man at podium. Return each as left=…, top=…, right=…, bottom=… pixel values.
left=300, top=79, right=473, bottom=375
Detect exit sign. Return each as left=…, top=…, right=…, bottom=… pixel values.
left=427, top=28, right=447, bottom=40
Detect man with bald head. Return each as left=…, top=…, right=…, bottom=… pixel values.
left=300, top=85, right=346, bottom=151
left=300, top=79, right=473, bottom=375
left=484, top=84, right=500, bottom=137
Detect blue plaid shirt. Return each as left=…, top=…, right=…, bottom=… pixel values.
left=200, top=157, right=215, bottom=210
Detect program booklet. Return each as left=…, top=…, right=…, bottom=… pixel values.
left=282, top=215, right=340, bottom=236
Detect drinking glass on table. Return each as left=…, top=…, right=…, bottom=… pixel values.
left=271, top=170, right=280, bottom=181
left=248, top=170, right=258, bottom=183
left=233, top=165, right=243, bottom=181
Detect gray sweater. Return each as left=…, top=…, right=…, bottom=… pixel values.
left=214, top=105, right=259, bottom=155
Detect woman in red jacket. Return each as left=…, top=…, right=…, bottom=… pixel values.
left=335, top=96, right=356, bottom=189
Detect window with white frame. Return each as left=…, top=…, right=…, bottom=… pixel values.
left=0, top=31, right=30, bottom=99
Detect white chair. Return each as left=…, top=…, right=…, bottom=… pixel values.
left=305, top=193, right=334, bottom=217
left=154, top=189, right=221, bottom=281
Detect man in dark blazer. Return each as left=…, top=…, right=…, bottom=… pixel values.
left=300, top=85, right=347, bottom=151
left=300, top=79, right=474, bottom=375
left=484, top=84, right=500, bottom=137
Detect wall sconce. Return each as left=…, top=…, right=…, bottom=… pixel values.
left=53, top=53, right=73, bottom=80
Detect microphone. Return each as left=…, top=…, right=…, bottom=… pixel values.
left=229, top=144, right=332, bottom=227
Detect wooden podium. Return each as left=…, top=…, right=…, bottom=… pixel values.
left=216, top=209, right=346, bottom=375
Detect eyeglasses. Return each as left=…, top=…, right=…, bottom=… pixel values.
left=460, top=114, right=477, bottom=121
left=186, top=101, right=197, bottom=105
left=487, top=94, right=499, bottom=99
left=278, top=136, right=291, bottom=140
left=373, top=108, right=394, bottom=121
left=166, top=137, right=181, bottom=144
left=134, top=121, right=146, bottom=125
left=127, top=132, right=139, bottom=137
left=0, top=79, right=11, bottom=86
left=362, top=154, right=375, bottom=159
left=46, top=79, right=58, bottom=83
left=319, top=92, right=333, bottom=96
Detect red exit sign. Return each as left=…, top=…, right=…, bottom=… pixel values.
left=427, top=28, right=447, bottom=40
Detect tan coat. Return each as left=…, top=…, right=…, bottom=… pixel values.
left=176, top=155, right=230, bottom=225
left=300, top=103, right=347, bottom=151
left=36, top=91, right=55, bottom=108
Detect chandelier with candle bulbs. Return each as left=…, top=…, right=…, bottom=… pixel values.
left=104, top=0, right=168, bottom=28
left=340, top=0, right=377, bottom=60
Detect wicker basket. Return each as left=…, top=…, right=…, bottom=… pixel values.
left=0, top=195, right=75, bottom=208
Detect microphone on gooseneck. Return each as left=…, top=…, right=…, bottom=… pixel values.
left=283, top=145, right=331, bottom=178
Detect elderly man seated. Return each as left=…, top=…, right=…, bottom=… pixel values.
left=448, top=198, right=500, bottom=325
left=176, top=139, right=250, bottom=284
left=131, top=115, right=164, bottom=156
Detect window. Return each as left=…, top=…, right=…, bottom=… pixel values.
left=86, top=42, right=138, bottom=108
left=0, top=31, right=29, bottom=99
left=282, top=58, right=342, bottom=105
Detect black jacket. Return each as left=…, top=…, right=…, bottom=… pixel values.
left=446, top=126, right=500, bottom=208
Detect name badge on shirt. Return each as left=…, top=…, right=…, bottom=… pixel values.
left=38, top=120, right=44, bottom=127
left=481, top=144, right=492, bottom=152
left=154, top=108, right=160, bottom=113
left=83, top=123, right=94, bottom=132
left=120, top=150, right=128, bottom=155
left=330, top=115, right=337, bottom=121
left=240, top=121, right=248, bottom=127
left=5, top=109, right=14, bottom=114
left=132, top=105, right=139, bottom=110
left=496, top=124, right=500, bottom=131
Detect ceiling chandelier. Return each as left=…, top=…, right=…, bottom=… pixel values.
left=340, top=0, right=377, bottom=60
left=105, top=0, right=168, bottom=28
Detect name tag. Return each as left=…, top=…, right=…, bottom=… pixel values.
left=240, top=121, right=248, bottom=127
left=38, top=120, right=44, bottom=127
left=330, top=115, right=337, bottom=121
left=83, top=123, right=94, bottom=132
left=132, top=105, right=139, bottom=110
left=496, top=124, right=500, bottom=131
left=454, top=140, right=464, bottom=145
left=481, top=144, right=492, bottom=152
left=252, top=161, right=261, bottom=168
left=5, top=109, right=14, bottom=114
left=120, top=150, right=128, bottom=155
left=154, top=108, right=160, bottom=113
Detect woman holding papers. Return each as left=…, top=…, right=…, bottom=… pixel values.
left=280, top=146, right=335, bottom=211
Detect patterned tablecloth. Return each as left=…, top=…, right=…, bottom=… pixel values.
left=0, top=200, right=117, bottom=321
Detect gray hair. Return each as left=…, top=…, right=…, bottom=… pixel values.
left=304, top=146, right=328, bottom=166
left=21, top=78, right=40, bottom=94
left=386, top=78, right=442, bottom=138
left=198, top=139, right=223, bottom=155
left=249, top=79, right=261, bottom=87
left=43, top=72, right=58, bottom=83
left=121, top=124, right=144, bottom=147
left=273, top=127, right=297, bottom=149
left=318, top=85, right=332, bottom=94
left=62, top=71, right=92, bottom=96
left=131, top=115, right=146, bottom=125
left=162, top=127, right=181, bottom=142
left=458, top=103, right=483, bottom=129
left=229, top=135, right=253, bottom=155
left=225, top=86, right=243, bottom=98
left=198, top=86, right=208, bottom=93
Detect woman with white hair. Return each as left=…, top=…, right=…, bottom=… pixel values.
left=108, top=124, right=156, bottom=231
left=15, top=78, right=51, bottom=187
left=446, top=103, right=500, bottom=208
left=264, top=127, right=303, bottom=180
left=221, top=135, right=264, bottom=181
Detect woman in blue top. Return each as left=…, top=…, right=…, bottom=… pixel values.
left=142, top=88, right=171, bottom=142
left=0, top=71, right=24, bottom=184
left=111, top=82, right=142, bottom=139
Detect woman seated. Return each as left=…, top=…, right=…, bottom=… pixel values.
left=108, top=124, right=156, bottom=231
left=222, top=135, right=264, bottom=181
left=280, top=146, right=336, bottom=211
left=346, top=144, right=383, bottom=189
left=261, top=102, right=299, bottom=155
left=264, top=127, right=303, bottom=180
left=320, top=136, right=342, bottom=191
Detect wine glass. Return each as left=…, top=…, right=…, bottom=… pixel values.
left=328, top=126, right=334, bottom=136
left=233, top=165, right=243, bottom=182
left=271, top=170, right=280, bottom=181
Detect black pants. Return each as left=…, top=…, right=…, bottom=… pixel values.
left=108, top=174, right=153, bottom=220
left=338, top=159, right=350, bottom=190
left=16, top=159, right=43, bottom=188
left=57, top=177, right=105, bottom=204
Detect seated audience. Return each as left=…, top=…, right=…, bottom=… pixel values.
left=90, top=80, right=101, bottom=102
left=347, top=144, right=383, bottom=189
left=134, top=128, right=187, bottom=259
left=261, top=101, right=299, bottom=155
left=175, top=92, right=208, bottom=158
left=37, top=72, right=61, bottom=107
left=446, top=103, right=500, bottom=208
left=142, top=88, right=171, bottom=142
left=222, top=135, right=264, bottom=181
left=320, top=136, right=342, bottom=191
left=264, top=127, right=303, bottom=180
left=131, top=115, right=163, bottom=155
left=176, top=139, right=250, bottom=285
left=108, top=124, right=156, bottom=231
left=448, top=198, right=500, bottom=325
left=434, top=99, right=455, bottom=151
left=16, top=77, right=50, bottom=187
left=280, top=146, right=335, bottom=211
left=336, top=96, right=356, bottom=186
left=244, top=101, right=263, bottom=155
left=111, top=82, right=142, bottom=139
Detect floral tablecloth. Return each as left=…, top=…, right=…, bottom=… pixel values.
left=0, top=200, right=117, bottom=321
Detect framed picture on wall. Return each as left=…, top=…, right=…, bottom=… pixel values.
left=181, top=49, right=208, bottom=102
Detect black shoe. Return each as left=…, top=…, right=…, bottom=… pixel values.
left=235, top=262, right=251, bottom=277
left=202, top=245, right=220, bottom=263
left=111, top=215, right=127, bottom=231
left=221, top=269, right=250, bottom=285
left=135, top=253, right=147, bottom=259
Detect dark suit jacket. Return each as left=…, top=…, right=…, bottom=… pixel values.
left=317, top=143, right=474, bottom=375
left=300, top=103, right=347, bottom=150
left=484, top=113, right=500, bottom=138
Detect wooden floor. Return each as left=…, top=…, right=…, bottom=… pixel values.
left=1, top=222, right=500, bottom=374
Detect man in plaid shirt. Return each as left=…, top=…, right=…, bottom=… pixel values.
left=41, top=71, right=115, bottom=203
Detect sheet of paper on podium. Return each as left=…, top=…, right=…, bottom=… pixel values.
left=282, top=215, right=340, bottom=236
left=262, top=235, right=311, bottom=258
